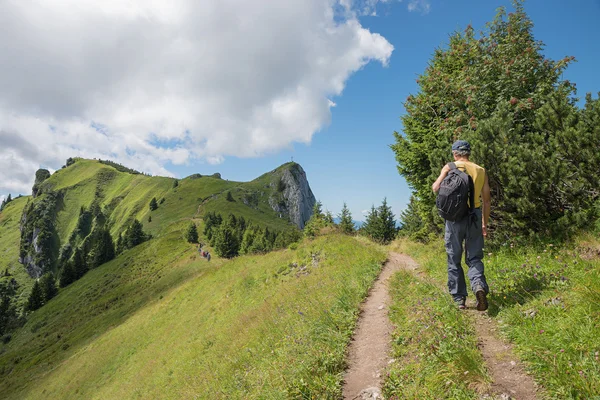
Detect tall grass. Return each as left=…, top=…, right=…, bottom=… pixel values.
left=389, top=238, right=600, bottom=399
left=1, top=234, right=386, bottom=399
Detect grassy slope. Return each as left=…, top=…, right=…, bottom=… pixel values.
left=0, top=197, right=32, bottom=308
left=1, top=159, right=299, bottom=298
left=1, top=234, right=385, bottom=399
left=388, top=239, right=600, bottom=399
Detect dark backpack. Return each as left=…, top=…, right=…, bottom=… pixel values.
left=436, top=162, right=474, bottom=221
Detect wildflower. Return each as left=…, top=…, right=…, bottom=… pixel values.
left=537, top=256, right=541, bottom=259
left=560, top=349, right=565, bottom=353
left=539, top=330, right=545, bottom=334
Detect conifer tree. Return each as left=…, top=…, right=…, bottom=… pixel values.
left=361, top=205, right=380, bottom=241
left=312, top=201, right=324, bottom=220
left=377, top=198, right=397, bottom=244
left=116, top=233, right=124, bottom=255
left=149, top=197, right=158, bottom=211
left=126, top=219, right=146, bottom=248
left=391, top=1, right=591, bottom=239
left=173, top=179, right=179, bottom=188
left=40, top=273, right=58, bottom=302
left=0, top=279, right=21, bottom=335
left=338, top=202, right=355, bottom=234
left=186, top=222, right=199, bottom=243
left=213, top=224, right=240, bottom=258
left=240, top=227, right=257, bottom=254
left=59, top=262, right=76, bottom=288
left=73, top=247, right=87, bottom=279
left=26, top=280, right=44, bottom=311
left=324, top=211, right=334, bottom=225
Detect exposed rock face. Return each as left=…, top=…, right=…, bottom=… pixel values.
left=271, top=164, right=316, bottom=229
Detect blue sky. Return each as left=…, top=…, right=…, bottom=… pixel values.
left=1, top=0, right=599, bottom=222
left=166, top=0, right=600, bottom=220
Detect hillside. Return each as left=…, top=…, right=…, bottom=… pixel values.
left=0, top=233, right=386, bottom=399
left=5, top=158, right=314, bottom=283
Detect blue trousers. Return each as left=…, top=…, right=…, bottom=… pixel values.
left=444, top=208, right=489, bottom=299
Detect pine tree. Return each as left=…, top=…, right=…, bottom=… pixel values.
left=213, top=224, right=240, bottom=258
left=0, top=279, right=21, bottom=335
left=324, top=211, right=334, bottom=225
left=173, top=179, right=179, bottom=188
left=361, top=205, right=380, bottom=240
left=377, top=198, right=397, bottom=244
left=59, top=262, right=76, bottom=288
left=90, top=229, right=115, bottom=268
left=338, top=202, right=355, bottom=234
left=72, top=247, right=87, bottom=279
left=126, top=219, right=146, bottom=248
left=240, top=227, right=257, bottom=254
left=116, top=233, right=124, bottom=255
left=391, top=1, right=587, bottom=240
left=312, top=201, right=324, bottom=220
left=40, top=273, right=58, bottom=302
left=186, top=222, right=199, bottom=243
left=149, top=197, right=158, bottom=211
left=26, top=280, right=44, bottom=311
left=148, top=215, right=152, bottom=223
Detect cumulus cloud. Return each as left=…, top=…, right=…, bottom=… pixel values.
left=0, top=0, right=393, bottom=196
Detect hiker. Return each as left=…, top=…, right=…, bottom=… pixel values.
left=432, top=140, right=491, bottom=311
left=206, top=252, right=211, bottom=262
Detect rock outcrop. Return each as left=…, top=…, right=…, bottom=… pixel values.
left=269, top=164, right=316, bottom=229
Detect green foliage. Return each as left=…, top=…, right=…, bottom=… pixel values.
left=213, top=223, right=240, bottom=258
left=0, top=279, right=22, bottom=335
left=338, top=202, right=355, bottom=234
left=149, top=197, right=158, bottom=211
left=89, top=229, right=116, bottom=269
left=324, top=210, right=334, bottom=225
left=0, top=194, right=12, bottom=212
left=172, top=179, right=178, bottom=188
left=398, top=195, right=425, bottom=241
left=32, top=169, right=51, bottom=197
left=97, top=159, right=141, bottom=175
left=361, top=198, right=397, bottom=244
left=125, top=219, right=148, bottom=249
left=19, top=193, right=59, bottom=275
left=40, top=273, right=57, bottom=303
left=0, top=233, right=386, bottom=399
left=392, top=1, right=598, bottom=241
left=26, top=280, right=44, bottom=312
left=393, top=237, right=600, bottom=399
left=59, top=262, right=76, bottom=288
left=185, top=222, right=199, bottom=244
left=72, top=247, right=87, bottom=280
left=225, top=191, right=234, bottom=202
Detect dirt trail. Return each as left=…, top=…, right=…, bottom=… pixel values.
left=470, top=309, right=539, bottom=399
left=342, top=252, right=540, bottom=400
left=342, top=253, right=418, bottom=399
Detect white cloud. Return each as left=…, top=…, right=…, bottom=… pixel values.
left=407, top=0, right=431, bottom=14
left=361, top=209, right=370, bottom=215
left=0, top=0, right=393, bottom=196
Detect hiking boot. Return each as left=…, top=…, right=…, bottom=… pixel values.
left=475, top=286, right=488, bottom=311
left=454, top=296, right=466, bottom=310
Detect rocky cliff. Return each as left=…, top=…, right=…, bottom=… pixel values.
left=268, top=163, right=316, bottom=229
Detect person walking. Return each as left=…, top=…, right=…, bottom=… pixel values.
left=432, top=140, right=491, bottom=311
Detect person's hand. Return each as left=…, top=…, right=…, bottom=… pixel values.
left=482, top=224, right=488, bottom=238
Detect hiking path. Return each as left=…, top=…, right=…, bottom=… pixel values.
left=342, top=252, right=540, bottom=400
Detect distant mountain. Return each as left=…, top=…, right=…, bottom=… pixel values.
left=333, top=217, right=364, bottom=229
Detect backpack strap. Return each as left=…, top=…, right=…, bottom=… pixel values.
left=448, top=162, right=457, bottom=171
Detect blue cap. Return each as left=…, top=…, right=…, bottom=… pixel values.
left=452, top=140, right=471, bottom=152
